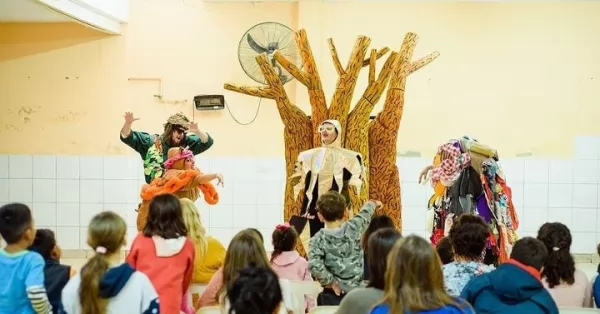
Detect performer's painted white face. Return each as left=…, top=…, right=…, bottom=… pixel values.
left=319, top=123, right=337, bottom=145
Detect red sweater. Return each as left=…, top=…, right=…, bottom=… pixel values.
left=127, top=233, right=195, bottom=314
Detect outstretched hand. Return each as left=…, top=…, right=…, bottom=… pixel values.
left=215, top=173, right=224, bottom=187
left=418, top=165, right=433, bottom=184
left=188, top=121, right=199, bottom=133
left=124, top=112, right=139, bottom=124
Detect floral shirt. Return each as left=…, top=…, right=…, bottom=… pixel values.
left=442, top=261, right=494, bottom=296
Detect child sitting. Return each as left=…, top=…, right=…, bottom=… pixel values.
left=28, top=229, right=76, bottom=313
left=361, top=215, right=395, bottom=281
left=0, top=203, right=53, bottom=314
left=127, top=194, right=195, bottom=314
left=270, top=223, right=315, bottom=312
left=308, top=191, right=382, bottom=305
left=61, top=211, right=159, bottom=314
left=180, top=198, right=226, bottom=312
left=227, top=266, right=284, bottom=314
left=436, top=237, right=454, bottom=265
left=460, top=237, right=559, bottom=314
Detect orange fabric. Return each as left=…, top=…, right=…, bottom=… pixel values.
left=504, top=259, right=541, bottom=280
left=140, top=169, right=219, bottom=205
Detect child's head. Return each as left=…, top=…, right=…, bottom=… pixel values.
left=270, top=223, right=298, bottom=262
left=367, top=228, right=401, bottom=290
left=180, top=198, right=207, bottom=256
left=382, top=235, right=461, bottom=313
left=227, top=266, right=283, bottom=314
left=448, top=214, right=488, bottom=261
left=246, top=228, right=264, bottom=243
left=143, top=194, right=187, bottom=239
left=29, top=229, right=60, bottom=260
left=435, top=237, right=454, bottom=265
left=536, top=222, right=572, bottom=288
left=0, top=203, right=35, bottom=248
left=316, top=191, right=347, bottom=223
left=221, top=229, right=271, bottom=300
left=510, top=237, right=548, bottom=271
left=362, top=215, right=395, bottom=251
left=80, top=211, right=127, bottom=314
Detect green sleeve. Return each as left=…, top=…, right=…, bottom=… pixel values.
left=120, top=131, right=155, bottom=156
left=185, top=133, right=214, bottom=155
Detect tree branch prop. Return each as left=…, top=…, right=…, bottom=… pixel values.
left=273, top=29, right=327, bottom=146
left=362, top=47, right=390, bottom=67
left=327, top=35, right=371, bottom=143
left=222, top=83, right=273, bottom=99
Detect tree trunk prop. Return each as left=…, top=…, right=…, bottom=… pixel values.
left=224, top=30, right=438, bottom=255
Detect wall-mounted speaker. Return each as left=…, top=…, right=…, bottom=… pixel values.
left=194, top=95, right=225, bottom=111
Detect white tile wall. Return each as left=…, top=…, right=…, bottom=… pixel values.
left=1, top=136, right=600, bottom=253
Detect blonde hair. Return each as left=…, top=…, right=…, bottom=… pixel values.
left=80, top=211, right=127, bottom=314
left=219, top=229, right=271, bottom=302
left=180, top=198, right=208, bottom=257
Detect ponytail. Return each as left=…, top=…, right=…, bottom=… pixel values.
left=79, top=254, right=110, bottom=314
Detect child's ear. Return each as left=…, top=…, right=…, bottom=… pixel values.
left=51, top=245, right=62, bottom=260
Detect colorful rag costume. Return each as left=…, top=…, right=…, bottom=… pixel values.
left=136, top=147, right=219, bottom=231
left=426, top=136, right=519, bottom=265
left=290, top=120, right=364, bottom=251
left=121, top=112, right=214, bottom=183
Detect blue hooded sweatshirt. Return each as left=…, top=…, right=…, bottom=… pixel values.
left=370, top=298, right=474, bottom=314
left=60, top=263, right=160, bottom=314
left=460, top=261, right=559, bottom=314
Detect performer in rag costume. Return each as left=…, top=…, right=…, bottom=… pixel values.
left=136, top=147, right=224, bottom=231
left=120, top=111, right=214, bottom=183
left=419, top=136, right=519, bottom=265
left=289, top=120, right=364, bottom=252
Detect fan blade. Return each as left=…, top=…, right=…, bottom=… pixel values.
left=247, top=34, right=268, bottom=54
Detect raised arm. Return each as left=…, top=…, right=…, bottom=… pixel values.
left=119, top=112, right=154, bottom=154
left=186, top=121, right=214, bottom=155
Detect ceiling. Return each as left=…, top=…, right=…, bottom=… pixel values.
left=0, top=0, right=72, bottom=22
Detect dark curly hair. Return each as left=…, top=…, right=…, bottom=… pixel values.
left=436, top=237, right=454, bottom=265
left=448, top=214, right=488, bottom=260
left=270, top=225, right=298, bottom=263
left=362, top=215, right=395, bottom=252
left=537, top=222, right=574, bottom=288
left=227, top=266, right=283, bottom=314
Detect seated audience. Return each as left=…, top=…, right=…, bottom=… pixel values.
left=443, top=214, right=494, bottom=296
left=361, top=215, right=395, bottom=281
left=270, top=223, right=315, bottom=311
left=436, top=237, right=454, bottom=265
left=537, top=222, right=593, bottom=307
left=197, top=229, right=294, bottom=313
left=180, top=198, right=225, bottom=308
left=29, top=229, right=76, bottom=314
left=0, top=203, right=53, bottom=314
left=227, top=266, right=284, bottom=314
left=61, top=211, right=159, bottom=314
left=337, top=228, right=401, bottom=314
left=126, top=194, right=195, bottom=314
left=460, top=237, right=559, bottom=314
left=308, top=192, right=382, bottom=305
left=371, top=235, right=474, bottom=314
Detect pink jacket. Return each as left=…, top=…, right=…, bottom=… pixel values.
left=271, top=251, right=316, bottom=310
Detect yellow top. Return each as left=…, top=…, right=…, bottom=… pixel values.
left=192, top=236, right=226, bottom=284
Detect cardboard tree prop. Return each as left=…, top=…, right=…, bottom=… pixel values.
left=225, top=30, right=438, bottom=254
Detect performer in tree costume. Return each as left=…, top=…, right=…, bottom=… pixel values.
left=120, top=111, right=214, bottom=183
left=136, top=147, right=224, bottom=231
left=290, top=120, right=364, bottom=252
left=420, top=136, right=519, bottom=265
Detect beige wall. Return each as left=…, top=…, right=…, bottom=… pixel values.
left=1, top=1, right=599, bottom=157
